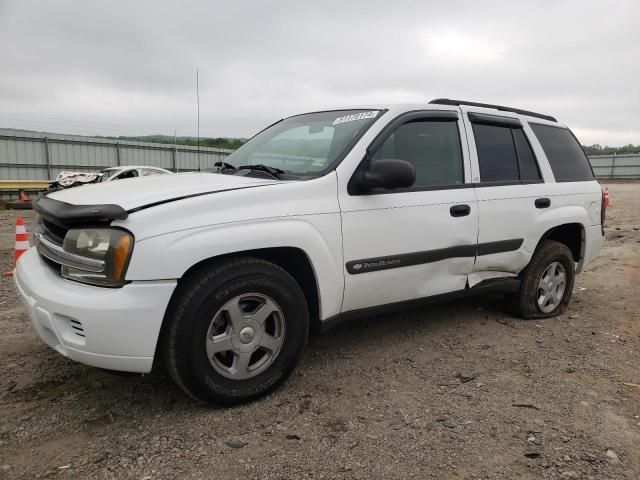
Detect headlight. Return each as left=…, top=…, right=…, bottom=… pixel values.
left=61, top=228, right=134, bottom=287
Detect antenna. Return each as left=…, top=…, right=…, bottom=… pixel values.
left=196, top=68, right=200, bottom=171
left=174, top=129, right=178, bottom=173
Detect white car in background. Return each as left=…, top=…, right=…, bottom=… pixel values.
left=48, top=166, right=173, bottom=191
left=98, top=166, right=173, bottom=181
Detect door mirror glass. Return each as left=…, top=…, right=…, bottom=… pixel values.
left=357, top=158, right=415, bottom=190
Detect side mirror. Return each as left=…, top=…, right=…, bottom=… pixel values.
left=355, top=158, right=415, bottom=190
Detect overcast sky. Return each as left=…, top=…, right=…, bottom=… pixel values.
left=0, top=0, right=638, bottom=145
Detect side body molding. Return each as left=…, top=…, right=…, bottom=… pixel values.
left=345, top=239, right=524, bottom=275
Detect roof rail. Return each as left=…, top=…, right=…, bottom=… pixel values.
left=429, top=98, right=557, bottom=123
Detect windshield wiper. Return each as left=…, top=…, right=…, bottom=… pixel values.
left=213, top=162, right=283, bottom=179
left=236, top=164, right=283, bottom=179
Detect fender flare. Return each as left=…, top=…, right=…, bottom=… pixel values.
left=126, top=217, right=344, bottom=320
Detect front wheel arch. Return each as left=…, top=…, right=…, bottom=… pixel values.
left=153, top=247, right=319, bottom=371
left=159, top=255, right=310, bottom=404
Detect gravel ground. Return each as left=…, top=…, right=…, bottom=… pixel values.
left=1, top=183, right=639, bottom=479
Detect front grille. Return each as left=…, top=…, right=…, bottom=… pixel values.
left=35, top=215, right=65, bottom=272
left=40, top=217, right=68, bottom=245
left=41, top=255, right=61, bottom=272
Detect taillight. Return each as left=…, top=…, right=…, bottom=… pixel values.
left=601, top=188, right=606, bottom=236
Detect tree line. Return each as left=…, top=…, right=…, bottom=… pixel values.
left=106, top=135, right=246, bottom=150
left=582, top=144, right=640, bottom=155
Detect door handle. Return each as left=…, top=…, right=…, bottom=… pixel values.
left=535, top=198, right=551, bottom=209
left=450, top=204, right=471, bottom=217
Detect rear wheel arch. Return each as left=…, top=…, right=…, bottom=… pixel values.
left=510, top=239, right=575, bottom=319
left=536, top=223, right=585, bottom=263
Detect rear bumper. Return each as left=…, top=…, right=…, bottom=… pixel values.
left=578, top=224, right=605, bottom=273
left=14, top=248, right=176, bottom=373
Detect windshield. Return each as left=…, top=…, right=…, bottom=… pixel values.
left=98, top=169, right=119, bottom=181
left=219, top=110, right=382, bottom=177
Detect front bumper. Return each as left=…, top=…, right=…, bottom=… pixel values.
left=14, top=248, right=177, bottom=373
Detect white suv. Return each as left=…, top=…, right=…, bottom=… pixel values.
left=15, top=99, right=605, bottom=405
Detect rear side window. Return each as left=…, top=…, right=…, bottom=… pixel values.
left=530, top=124, right=594, bottom=182
left=473, top=124, right=519, bottom=181
left=472, top=123, right=542, bottom=183
left=371, top=120, right=464, bottom=188
left=512, top=129, right=541, bottom=181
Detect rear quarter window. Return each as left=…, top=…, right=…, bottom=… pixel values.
left=530, top=123, right=594, bottom=182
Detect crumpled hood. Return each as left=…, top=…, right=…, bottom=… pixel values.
left=47, top=172, right=276, bottom=211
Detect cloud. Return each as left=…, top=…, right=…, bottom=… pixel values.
left=0, top=0, right=637, bottom=145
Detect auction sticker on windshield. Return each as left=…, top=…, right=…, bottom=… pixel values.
left=332, top=111, right=378, bottom=125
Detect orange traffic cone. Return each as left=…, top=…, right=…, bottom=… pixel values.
left=3, top=216, right=29, bottom=277
left=603, top=187, right=611, bottom=207
left=18, top=190, right=30, bottom=202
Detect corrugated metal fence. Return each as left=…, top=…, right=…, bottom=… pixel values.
left=0, top=129, right=233, bottom=181
left=1, top=129, right=638, bottom=181
left=588, top=154, right=640, bottom=178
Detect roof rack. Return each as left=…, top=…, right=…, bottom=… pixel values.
left=429, top=98, right=557, bottom=123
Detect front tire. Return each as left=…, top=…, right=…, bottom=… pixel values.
left=509, top=240, right=575, bottom=319
left=162, top=257, right=309, bottom=405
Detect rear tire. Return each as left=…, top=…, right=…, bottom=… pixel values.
left=162, top=257, right=309, bottom=405
left=509, top=240, right=575, bottom=319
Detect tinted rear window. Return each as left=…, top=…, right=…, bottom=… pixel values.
left=472, top=123, right=520, bottom=182
left=530, top=124, right=594, bottom=182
